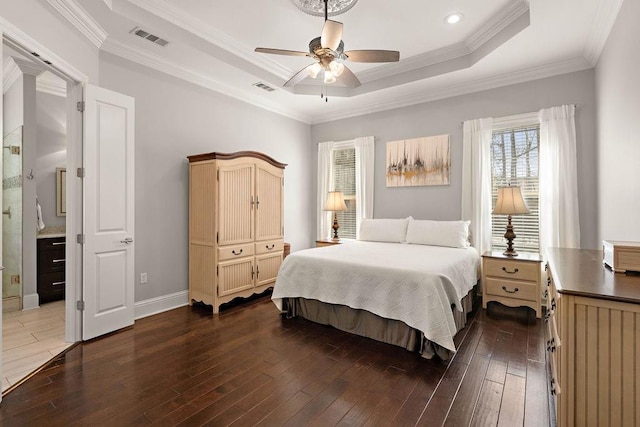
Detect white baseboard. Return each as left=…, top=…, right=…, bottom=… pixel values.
left=134, top=290, right=189, bottom=320
left=23, top=293, right=40, bottom=310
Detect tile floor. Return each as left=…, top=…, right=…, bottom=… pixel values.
left=2, top=300, right=72, bottom=391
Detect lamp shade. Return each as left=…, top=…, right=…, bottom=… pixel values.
left=324, top=191, right=347, bottom=211
left=493, top=186, right=530, bottom=215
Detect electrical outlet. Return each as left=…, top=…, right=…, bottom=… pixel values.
left=11, top=275, right=20, bottom=284
left=140, top=272, right=148, bottom=284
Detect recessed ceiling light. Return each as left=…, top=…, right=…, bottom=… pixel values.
left=445, top=13, right=463, bottom=24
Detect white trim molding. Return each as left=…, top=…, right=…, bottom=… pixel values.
left=22, top=293, right=40, bottom=311
left=46, top=0, right=108, bottom=49
left=2, top=57, right=20, bottom=93
left=134, top=290, right=189, bottom=320
left=583, top=0, right=624, bottom=65
left=37, top=72, right=68, bottom=97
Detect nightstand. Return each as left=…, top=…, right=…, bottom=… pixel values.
left=315, top=239, right=342, bottom=248
left=482, top=251, right=543, bottom=318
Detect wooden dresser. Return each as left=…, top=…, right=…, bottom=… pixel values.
left=546, top=248, right=640, bottom=427
left=37, top=236, right=66, bottom=304
left=187, top=151, right=286, bottom=313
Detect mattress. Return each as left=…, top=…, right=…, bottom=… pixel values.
left=272, top=241, right=480, bottom=352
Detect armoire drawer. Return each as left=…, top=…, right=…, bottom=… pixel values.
left=217, top=243, right=254, bottom=261
left=255, top=239, right=284, bottom=255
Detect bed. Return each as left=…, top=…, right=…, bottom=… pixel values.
left=271, top=236, right=480, bottom=359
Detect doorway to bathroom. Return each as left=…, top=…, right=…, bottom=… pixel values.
left=1, top=40, right=72, bottom=392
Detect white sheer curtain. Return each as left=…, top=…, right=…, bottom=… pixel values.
left=354, top=136, right=375, bottom=239
left=539, top=105, right=580, bottom=253
left=461, top=118, right=493, bottom=255
left=317, top=141, right=334, bottom=240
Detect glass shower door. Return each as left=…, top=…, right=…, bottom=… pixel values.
left=2, top=126, right=23, bottom=311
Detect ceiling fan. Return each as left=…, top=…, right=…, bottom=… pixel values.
left=254, top=0, right=399, bottom=89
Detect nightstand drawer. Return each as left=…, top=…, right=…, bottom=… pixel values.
left=484, top=259, right=540, bottom=281
left=485, top=278, right=538, bottom=301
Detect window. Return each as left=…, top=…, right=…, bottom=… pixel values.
left=490, top=123, right=540, bottom=252
left=332, top=147, right=357, bottom=239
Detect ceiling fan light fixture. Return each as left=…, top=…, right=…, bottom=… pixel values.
left=324, top=70, right=336, bottom=84
left=445, top=13, right=464, bottom=24
left=329, top=60, right=344, bottom=77
left=308, top=62, right=323, bottom=78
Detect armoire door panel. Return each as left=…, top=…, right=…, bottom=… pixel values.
left=218, top=163, right=254, bottom=245
left=255, top=164, right=283, bottom=241
left=218, top=258, right=254, bottom=297
left=255, top=253, right=283, bottom=287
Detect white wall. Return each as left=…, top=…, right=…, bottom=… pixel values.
left=35, top=91, right=67, bottom=228
left=595, top=0, right=640, bottom=242
left=312, top=70, right=599, bottom=249
left=98, top=52, right=314, bottom=302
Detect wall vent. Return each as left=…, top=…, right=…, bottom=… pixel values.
left=253, top=82, right=276, bottom=92
left=131, top=27, right=169, bottom=47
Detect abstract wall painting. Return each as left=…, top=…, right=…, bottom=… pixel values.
left=386, top=134, right=451, bottom=187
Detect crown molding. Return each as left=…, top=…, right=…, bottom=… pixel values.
left=12, top=57, right=45, bottom=76
left=583, top=0, right=624, bottom=66
left=466, top=0, right=529, bottom=51
left=124, top=0, right=292, bottom=80
left=311, top=57, right=592, bottom=124
left=2, top=57, right=21, bottom=94
left=37, top=72, right=68, bottom=97
left=101, top=39, right=311, bottom=124
left=46, top=0, right=108, bottom=48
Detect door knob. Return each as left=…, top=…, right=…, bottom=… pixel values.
left=120, top=237, right=134, bottom=244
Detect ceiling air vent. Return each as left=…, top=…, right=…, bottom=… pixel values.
left=131, top=27, right=169, bottom=47
left=253, top=82, right=276, bottom=92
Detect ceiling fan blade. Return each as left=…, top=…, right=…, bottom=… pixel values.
left=344, top=50, right=400, bottom=63
left=338, top=65, right=361, bottom=88
left=321, top=20, right=343, bottom=51
left=284, top=64, right=315, bottom=87
left=255, top=48, right=309, bottom=57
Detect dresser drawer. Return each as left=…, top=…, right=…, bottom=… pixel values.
left=217, top=243, right=254, bottom=261
left=484, top=258, right=540, bottom=281
left=37, top=271, right=66, bottom=304
left=38, top=248, right=66, bottom=272
left=255, top=239, right=284, bottom=255
left=485, top=278, right=538, bottom=301
left=37, top=237, right=66, bottom=251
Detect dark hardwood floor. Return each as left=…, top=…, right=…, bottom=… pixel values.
left=0, top=295, right=550, bottom=426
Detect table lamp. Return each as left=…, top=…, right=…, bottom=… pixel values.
left=493, top=185, right=530, bottom=256
left=324, top=191, right=347, bottom=241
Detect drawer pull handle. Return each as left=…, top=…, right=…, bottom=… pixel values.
left=266, top=244, right=275, bottom=250
left=232, top=249, right=243, bottom=255
left=502, top=267, right=519, bottom=274
left=52, top=242, right=66, bottom=246
left=501, top=285, right=519, bottom=294
left=52, top=259, right=66, bottom=263
left=52, top=281, right=65, bottom=286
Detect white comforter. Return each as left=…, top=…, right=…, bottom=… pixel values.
left=271, top=241, right=480, bottom=352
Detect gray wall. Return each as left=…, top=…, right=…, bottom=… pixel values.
left=311, top=70, right=599, bottom=249
left=98, top=52, right=314, bottom=302
left=36, top=91, right=67, bottom=228
left=595, top=0, right=640, bottom=242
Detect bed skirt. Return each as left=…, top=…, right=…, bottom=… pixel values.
left=281, top=286, right=477, bottom=360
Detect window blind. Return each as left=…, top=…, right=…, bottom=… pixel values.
left=332, top=148, right=357, bottom=239
left=490, top=125, right=540, bottom=252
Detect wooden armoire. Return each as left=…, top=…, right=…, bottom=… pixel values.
left=187, top=151, right=286, bottom=313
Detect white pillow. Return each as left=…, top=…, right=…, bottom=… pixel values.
left=358, top=217, right=411, bottom=243
left=406, top=219, right=471, bottom=248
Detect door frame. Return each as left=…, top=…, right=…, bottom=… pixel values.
left=1, top=18, right=88, bottom=343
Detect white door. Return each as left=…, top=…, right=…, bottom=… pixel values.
left=83, top=84, right=135, bottom=340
